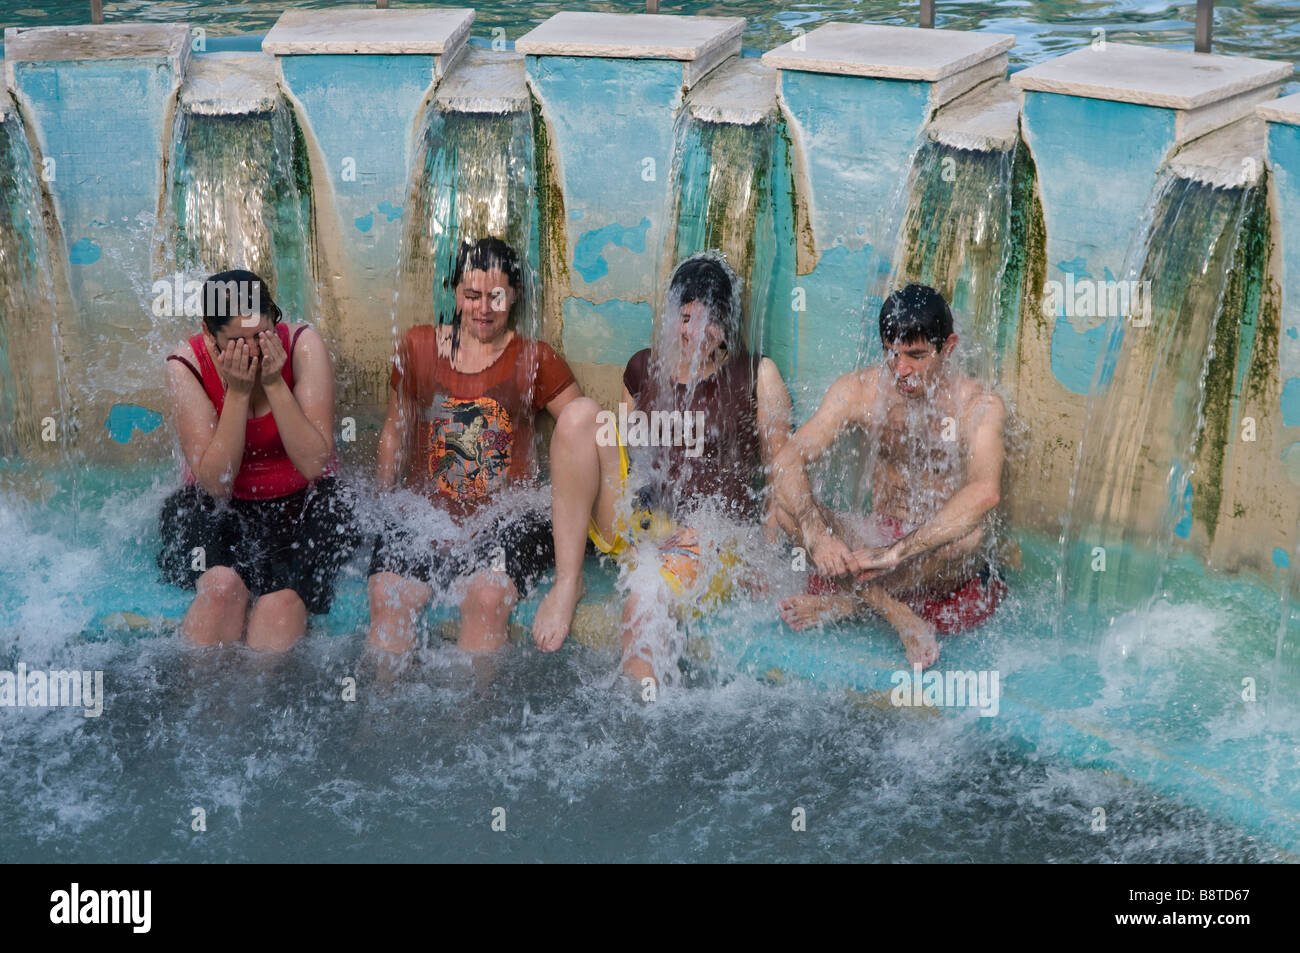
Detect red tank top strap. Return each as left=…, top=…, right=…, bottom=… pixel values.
left=277, top=322, right=296, bottom=390
left=188, top=332, right=226, bottom=409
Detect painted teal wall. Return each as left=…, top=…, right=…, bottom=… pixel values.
left=9, top=56, right=182, bottom=330
left=277, top=54, right=438, bottom=292
left=1020, top=91, right=1176, bottom=395
left=1266, top=121, right=1300, bottom=482
left=526, top=55, right=684, bottom=364
left=777, top=71, right=930, bottom=408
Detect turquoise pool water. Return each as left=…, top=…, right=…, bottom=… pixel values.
left=1, top=465, right=1295, bottom=862
left=2, top=0, right=1298, bottom=94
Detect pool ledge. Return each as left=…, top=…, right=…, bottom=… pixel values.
left=517, top=11, right=744, bottom=90
left=763, top=23, right=1013, bottom=109
left=1012, top=43, right=1290, bottom=146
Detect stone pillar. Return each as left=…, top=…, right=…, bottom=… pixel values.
left=518, top=11, right=743, bottom=404
left=263, top=7, right=472, bottom=404
left=1008, top=43, right=1289, bottom=531
left=761, top=22, right=1013, bottom=409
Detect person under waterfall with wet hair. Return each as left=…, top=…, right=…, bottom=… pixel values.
left=158, top=269, right=358, bottom=652
left=532, top=250, right=793, bottom=689
left=367, top=237, right=582, bottom=655
left=770, top=283, right=1011, bottom=669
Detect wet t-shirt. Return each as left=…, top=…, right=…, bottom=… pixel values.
left=622, top=348, right=765, bottom=521
left=392, top=326, right=575, bottom=521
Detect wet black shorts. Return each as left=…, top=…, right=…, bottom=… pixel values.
left=157, top=477, right=360, bottom=615
left=368, top=507, right=555, bottom=598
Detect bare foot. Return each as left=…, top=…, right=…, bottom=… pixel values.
left=778, top=593, right=861, bottom=631
left=896, top=613, right=940, bottom=669
left=532, top=575, right=585, bottom=652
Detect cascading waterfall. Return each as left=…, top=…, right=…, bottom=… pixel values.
left=1059, top=170, right=1262, bottom=647
left=893, top=138, right=1021, bottom=385
left=0, top=103, right=71, bottom=463
left=161, top=96, right=317, bottom=324
left=396, top=105, right=537, bottom=336
left=664, top=113, right=776, bottom=356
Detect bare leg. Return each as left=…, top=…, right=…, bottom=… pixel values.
left=533, top=397, right=624, bottom=652
left=775, top=511, right=879, bottom=631
left=876, top=528, right=985, bottom=594
left=778, top=592, right=861, bottom=630
left=854, top=583, right=939, bottom=668
left=457, top=569, right=518, bottom=654
left=181, top=566, right=249, bottom=647
left=367, top=571, right=433, bottom=656
left=245, top=589, right=309, bottom=653
left=619, top=591, right=658, bottom=687
left=779, top=525, right=986, bottom=668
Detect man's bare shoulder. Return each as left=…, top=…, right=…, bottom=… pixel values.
left=832, top=365, right=882, bottom=402
left=956, top=377, right=1005, bottom=427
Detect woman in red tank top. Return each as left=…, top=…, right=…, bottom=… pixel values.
left=157, top=270, right=356, bottom=652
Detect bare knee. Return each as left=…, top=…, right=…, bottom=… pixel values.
left=553, top=396, right=602, bottom=444
left=197, top=566, right=249, bottom=610
left=255, top=589, right=306, bottom=617
left=369, top=572, right=428, bottom=616
left=460, top=574, right=516, bottom=622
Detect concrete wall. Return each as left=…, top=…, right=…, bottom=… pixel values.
left=2, top=13, right=1297, bottom=585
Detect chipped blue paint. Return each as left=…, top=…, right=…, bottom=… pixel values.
left=1274, top=547, right=1292, bottom=569
left=105, top=404, right=163, bottom=444
left=775, top=70, right=931, bottom=402
left=1051, top=317, right=1108, bottom=395
left=68, top=238, right=100, bottom=265
left=277, top=53, right=436, bottom=290
left=1021, top=92, right=1176, bottom=393
left=10, top=56, right=181, bottom=321
left=527, top=55, right=682, bottom=306
left=572, top=218, right=650, bottom=283
left=1282, top=377, right=1300, bottom=427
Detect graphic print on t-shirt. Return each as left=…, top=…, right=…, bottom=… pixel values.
left=426, top=395, right=513, bottom=501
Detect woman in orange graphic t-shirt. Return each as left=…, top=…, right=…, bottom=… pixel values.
left=367, top=238, right=581, bottom=655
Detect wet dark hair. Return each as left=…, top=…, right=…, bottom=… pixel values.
left=449, top=236, right=522, bottom=293
left=669, top=254, right=739, bottom=352
left=443, top=237, right=523, bottom=360
left=201, top=269, right=281, bottom=335
left=879, top=283, right=953, bottom=350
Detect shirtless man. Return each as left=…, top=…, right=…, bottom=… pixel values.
left=771, top=284, right=1007, bottom=668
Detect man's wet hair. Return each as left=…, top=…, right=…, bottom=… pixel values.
left=201, top=269, right=281, bottom=335
left=879, top=283, right=953, bottom=350
left=449, top=236, right=522, bottom=292
left=668, top=252, right=742, bottom=352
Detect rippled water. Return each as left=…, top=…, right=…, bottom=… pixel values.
left=2, top=0, right=1298, bottom=864
left=0, top=468, right=1294, bottom=862
left=1, top=1, right=1298, bottom=94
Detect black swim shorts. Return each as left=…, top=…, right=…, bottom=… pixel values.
left=157, top=476, right=360, bottom=615
left=368, top=506, right=555, bottom=598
